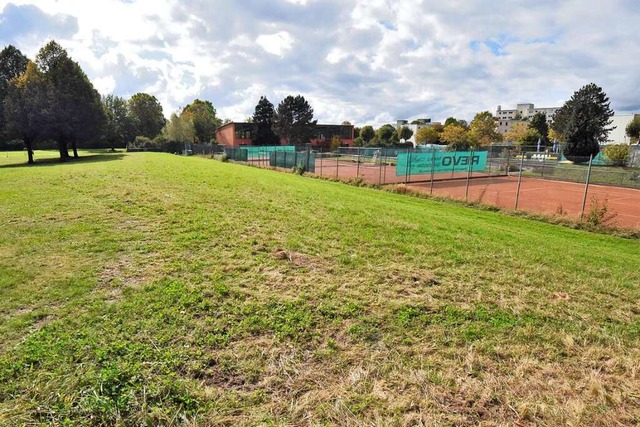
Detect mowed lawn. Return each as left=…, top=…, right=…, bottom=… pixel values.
left=0, top=151, right=638, bottom=426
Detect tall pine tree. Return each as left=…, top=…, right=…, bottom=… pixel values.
left=252, top=96, right=279, bottom=146
left=272, top=95, right=317, bottom=146
left=552, top=83, right=614, bottom=163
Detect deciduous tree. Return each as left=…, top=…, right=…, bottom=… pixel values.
left=4, top=62, right=52, bottom=163
left=182, top=99, right=220, bottom=144
left=529, top=112, right=549, bottom=144
left=414, top=126, right=441, bottom=145
left=102, top=95, right=134, bottom=150
left=359, top=125, right=375, bottom=143
left=128, top=92, right=165, bottom=139
left=398, top=126, right=414, bottom=143
left=0, top=45, right=29, bottom=138
left=444, top=117, right=468, bottom=129
left=626, top=115, right=640, bottom=144
left=375, top=124, right=396, bottom=145
left=441, top=125, right=471, bottom=150
left=36, top=40, right=106, bottom=159
left=469, top=111, right=502, bottom=147
left=163, top=112, right=194, bottom=145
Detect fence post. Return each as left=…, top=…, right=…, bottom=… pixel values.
left=336, top=149, right=339, bottom=179
left=429, top=148, right=436, bottom=195
left=451, top=149, right=457, bottom=178
left=404, top=149, right=410, bottom=184
left=541, top=151, right=546, bottom=178
left=356, top=145, right=361, bottom=177
left=378, top=149, right=383, bottom=185
left=383, top=150, right=387, bottom=184
left=580, top=154, right=594, bottom=221
left=465, top=149, right=473, bottom=201
left=505, top=149, right=511, bottom=177
left=514, top=151, right=525, bottom=210
left=320, top=147, right=323, bottom=176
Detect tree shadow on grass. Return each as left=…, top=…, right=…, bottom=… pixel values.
left=0, top=153, right=125, bottom=169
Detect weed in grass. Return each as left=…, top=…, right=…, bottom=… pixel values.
left=586, top=196, right=617, bottom=226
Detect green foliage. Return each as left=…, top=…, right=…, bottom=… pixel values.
left=251, top=96, right=280, bottom=146
left=163, top=112, right=194, bottom=144
left=102, top=95, right=134, bottom=150
left=128, top=93, right=165, bottom=139
left=602, top=144, right=630, bottom=166
left=529, top=112, right=549, bottom=144
left=292, top=162, right=306, bottom=175
left=415, top=126, right=441, bottom=145
left=182, top=99, right=220, bottom=144
left=0, top=45, right=29, bottom=137
left=272, top=95, right=317, bottom=145
left=36, top=40, right=107, bottom=159
left=441, top=124, right=471, bottom=150
left=374, top=124, right=396, bottom=146
left=353, top=136, right=364, bottom=147
left=469, top=111, right=502, bottom=146
left=398, top=125, right=414, bottom=142
left=625, top=115, right=640, bottom=143
left=553, top=83, right=614, bottom=162
left=359, top=125, right=375, bottom=143
left=3, top=62, right=52, bottom=163
left=586, top=196, right=616, bottom=226
left=444, top=117, right=468, bottom=129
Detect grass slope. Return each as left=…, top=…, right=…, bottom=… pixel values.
left=0, top=151, right=638, bottom=426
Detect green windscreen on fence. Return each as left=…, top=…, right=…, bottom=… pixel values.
left=396, top=151, right=488, bottom=176
left=224, top=148, right=248, bottom=161
left=243, top=145, right=295, bottom=160
left=269, top=151, right=316, bottom=173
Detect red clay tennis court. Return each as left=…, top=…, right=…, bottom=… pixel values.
left=312, top=158, right=640, bottom=229
left=408, top=176, right=640, bottom=229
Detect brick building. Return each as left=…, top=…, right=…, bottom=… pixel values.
left=215, top=122, right=354, bottom=148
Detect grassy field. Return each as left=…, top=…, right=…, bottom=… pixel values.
left=0, top=151, right=639, bottom=426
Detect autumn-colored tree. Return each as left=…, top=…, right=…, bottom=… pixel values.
left=441, top=125, right=471, bottom=150
left=414, top=126, right=441, bottom=145
left=469, top=111, right=502, bottom=147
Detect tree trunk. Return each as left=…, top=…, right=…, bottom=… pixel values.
left=72, top=139, right=79, bottom=158
left=58, top=139, right=70, bottom=161
left=25, top=138, right=34, bottom=164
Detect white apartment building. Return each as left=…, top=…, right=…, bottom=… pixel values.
left=608, top=113, right=639, bottom=144
left=396, top=118, right=442, bottom=145
left=496, top=103, right=560, bottom=135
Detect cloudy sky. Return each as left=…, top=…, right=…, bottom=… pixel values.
left=1, top=0, right=638, bottom=126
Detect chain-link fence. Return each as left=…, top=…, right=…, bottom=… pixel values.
left=206, top=144, right=640, bottom=229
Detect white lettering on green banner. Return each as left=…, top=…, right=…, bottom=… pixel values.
left=396, top=151, right=487, bottom=176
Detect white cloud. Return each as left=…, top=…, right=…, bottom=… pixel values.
left=256, top=31, right=294, bottom=57
left=1, top=0, right=639, bottom=124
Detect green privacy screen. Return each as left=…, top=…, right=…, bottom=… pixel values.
left=396, top=151, right=488, bottom=176
left=244, top=145, right=295, bottom=160
left=269, top=151, right=316, bottom=173
left=223, top=148, right=248, bottom=161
